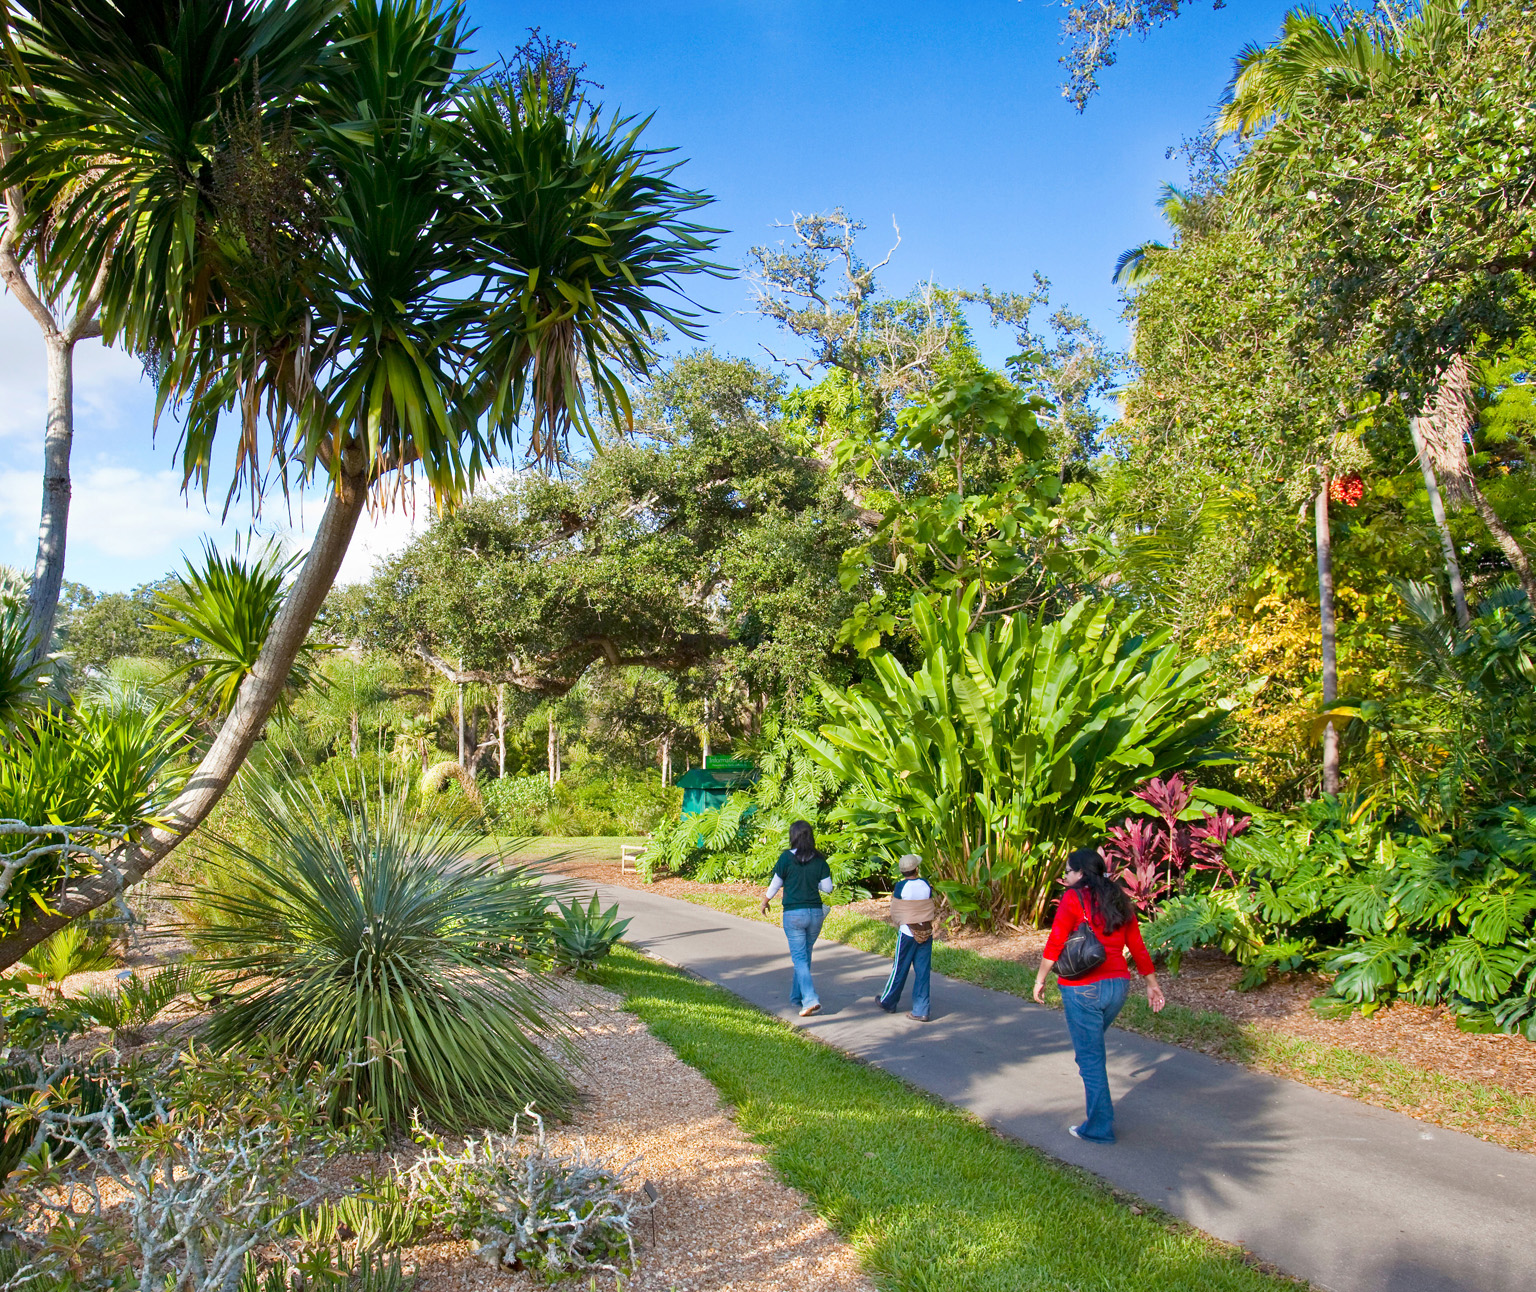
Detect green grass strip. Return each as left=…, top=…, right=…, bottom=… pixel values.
left=669, top=891, right=1536, bottom=1151
left=595, top=945, right=1298, bottom=1292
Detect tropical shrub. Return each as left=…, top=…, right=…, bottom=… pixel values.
left=802, top=587, right=1240, bottom=925
left=69, top=965, right=207, bottom=1043
left=150, top=540, right=323, bottom=720
left=18, top=922, right=115, bottom=994
left=636, top=720, right=872, bottom=887
left=0, top=703, right=184, bottom=929
left=482, top=767, right=679, bottom=837
left=1099, top=774, right=1252, bottom=915
left=0, top=600, right=53, bottom=730
left=192, top=773, right=575, bottom=1129
left=1148, top=798, right=1536, bottom=1033
left=482, top=772, right=555, bottom=830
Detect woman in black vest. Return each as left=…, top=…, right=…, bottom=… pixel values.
left=760, top=820, right=834, bottom=1016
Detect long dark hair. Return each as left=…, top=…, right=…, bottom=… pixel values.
left=1067, top=847, right=1133, bottom=932
left=788, top=820, right=818, bottom=862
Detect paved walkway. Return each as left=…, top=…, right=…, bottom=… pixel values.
left=578, top=882, right=1536, bottom=1292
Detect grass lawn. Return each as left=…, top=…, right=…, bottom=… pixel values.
left=595, top=945, right=1300, bottom=1292
left=645, top=891, right=1536, bottom=1151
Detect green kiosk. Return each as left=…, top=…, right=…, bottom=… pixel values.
left=677, top=756, right=758, bottom=816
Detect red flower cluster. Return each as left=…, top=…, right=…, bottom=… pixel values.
left=1328, top=473, right=1365, bottom=506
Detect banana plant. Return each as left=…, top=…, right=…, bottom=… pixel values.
left=801, top=586, right=1236, bottom=926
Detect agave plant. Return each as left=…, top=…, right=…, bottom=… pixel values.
left=194, top=772, right=575, bottom=1129
left=550, top=893, right=632, bottom=973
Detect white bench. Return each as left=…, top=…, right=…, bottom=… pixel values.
left=620, top=843, right=646, bottom=873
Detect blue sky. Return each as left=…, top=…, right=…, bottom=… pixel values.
left=0, top=0, right=1295, bottom=593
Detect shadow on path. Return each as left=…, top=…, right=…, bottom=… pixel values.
left=568, top=878, right=1536, bottom=1292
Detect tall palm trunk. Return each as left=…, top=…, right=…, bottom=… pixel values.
left=1409, top=416, right=1471, bottom=630
left=0, top=175, right=108, bottom=661
left=1418, top=353, right=1536, bottom=608
left=0, top=464, right=370, bottom=969
left=497, top=683, right=506, bottom=778
left=456, top=680, right=465, bottom=768
left=1316, top=481, right=1341, bottom=795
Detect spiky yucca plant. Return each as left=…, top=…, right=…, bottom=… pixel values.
left=195, top=774, right=574, bottom=1129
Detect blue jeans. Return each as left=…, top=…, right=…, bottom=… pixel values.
left=1060, top=976, right=1130, bottom=1143
left=879, top=932, right=931, bottom=1017
left=782, top=906, right=826, bottom=1008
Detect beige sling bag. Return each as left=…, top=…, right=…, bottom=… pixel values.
left=888, top=896, right=937, bottom=943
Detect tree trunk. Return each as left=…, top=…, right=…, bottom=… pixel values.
left=702, top=696, right=711, bottom=763
left=0, top=466, right=370, bottom=969
left=497, top=683, right=506, bottom=778
left=660, top=732, right=671, bottom=786
left=547, top=710, right=557, bottom=788
left=24, top=334, right=74, bottom=660
left=349, top=709, right=360, bottom=758
left=1468, top=485, right=1536, bottom=609
left=1418, top=352, right=1536, bottom=608
left=1409, top=416, right=1471, bottom=631
left=456, top=681, right=465, bottom=768
left=1316, top=484, right=1341, bottom=796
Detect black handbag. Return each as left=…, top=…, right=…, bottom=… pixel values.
left=1054, top=908, right=1108, bottom=980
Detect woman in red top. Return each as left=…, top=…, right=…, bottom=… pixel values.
left=1032, top=847, right=1165, bottom=1144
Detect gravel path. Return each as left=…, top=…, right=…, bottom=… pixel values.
left=407, top=977, right=872, bottom=1292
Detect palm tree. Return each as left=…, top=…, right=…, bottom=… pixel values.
left=0, top=0, right=720, bottom=968
left=1111, top=184, right=1195, bottom=286
left=1, top=0, right=334, bottom=664
left=1219, top=0, right=1527, bottom=615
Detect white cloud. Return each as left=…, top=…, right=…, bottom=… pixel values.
left=262, top=490, right=431, bottom=587
left=0, top=464, right=241, bottom=562
left=0, top=294, right=150, bottom=442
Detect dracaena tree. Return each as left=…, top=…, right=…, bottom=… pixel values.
left=0, top=0, right=719, bottom=967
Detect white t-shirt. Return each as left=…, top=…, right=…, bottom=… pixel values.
left=895, top=877, right=931, bottom=937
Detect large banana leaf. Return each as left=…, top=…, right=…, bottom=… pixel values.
left=802, top=587, right=1235, bottom=925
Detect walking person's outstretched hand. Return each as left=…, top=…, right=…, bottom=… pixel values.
left=760, top=894, right=772, bottom=915
left=1145, top=973, right=1166, bottom=1013
left=1032, top=959, right=1053, bottom=1005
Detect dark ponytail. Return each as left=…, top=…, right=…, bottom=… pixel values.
left=1067, top=847, right=1133, bottom=932
left=788, top=819, right=817, bottom=863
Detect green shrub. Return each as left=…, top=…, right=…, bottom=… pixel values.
left=192, top=772, right=576, bottom=1129
left=19, top=922, right=115, bottom=990
left=483, top=772, right=555, bottom=822
left=1146, top=798, right=1536, bottom=1036
left=69, top=965, right=207, bottom=1040
left=482, top=767, right=678, bottom=837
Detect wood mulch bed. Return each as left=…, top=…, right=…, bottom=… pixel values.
left=34, top=962, right=872, bottom=1291
left=537, top=850, right=1536, bottom=1112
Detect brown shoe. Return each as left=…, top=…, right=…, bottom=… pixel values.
left=907, top=1012, right=929, bottom=1022
left=799, top=1003, right=821, bottom=1017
